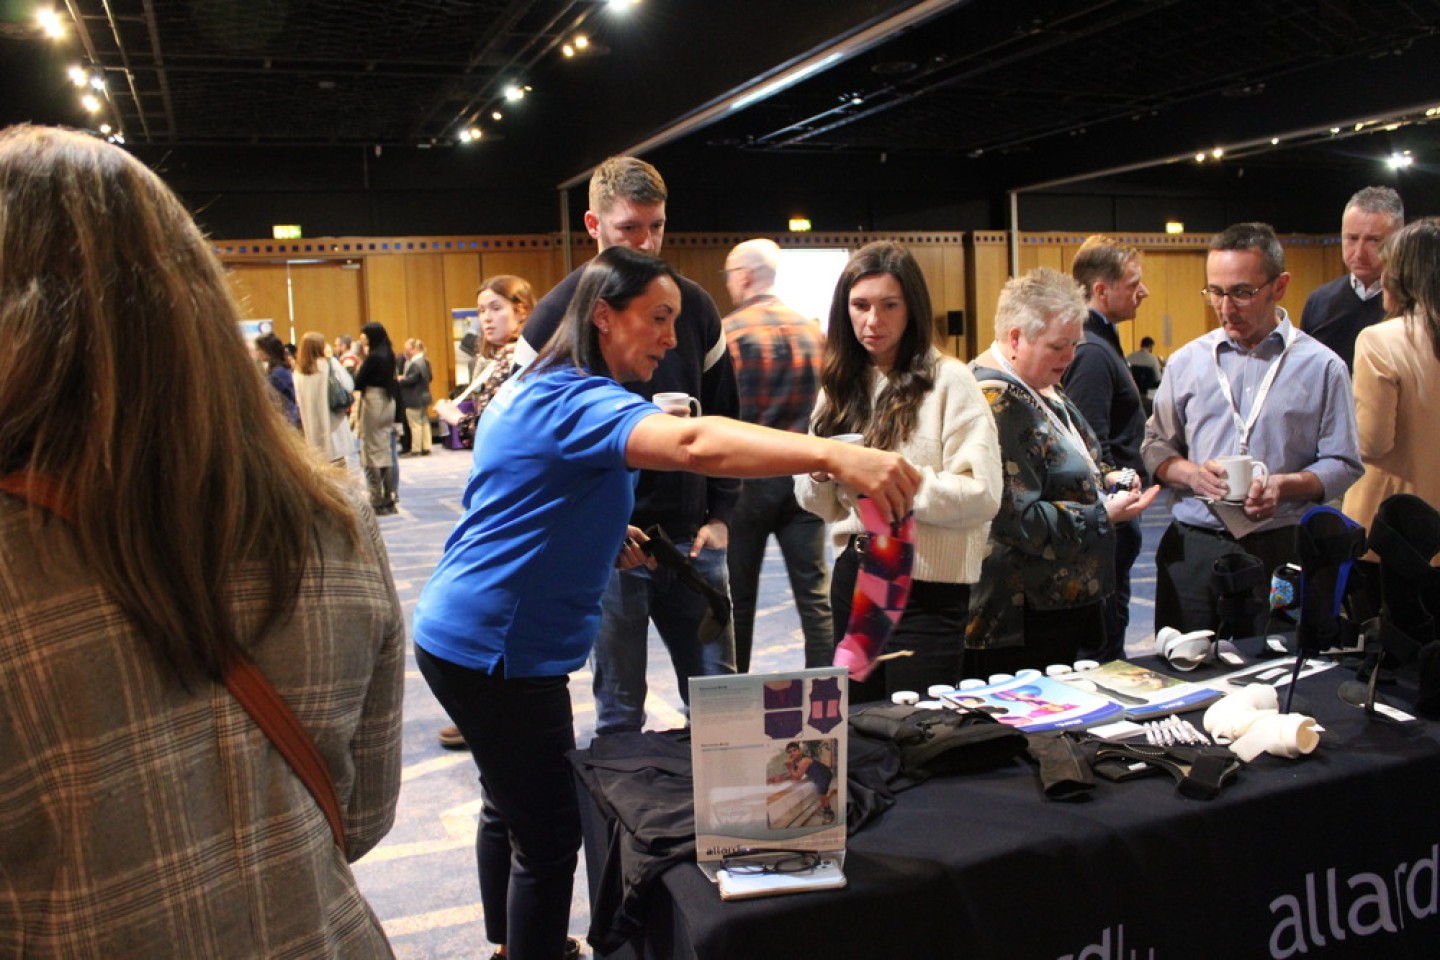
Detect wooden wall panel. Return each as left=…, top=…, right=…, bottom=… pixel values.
left=1135, top=251, right=1210, bottom=359
left=1281, top=241, right=1338, bottom=323
left=967, top=234, right=1010, bottom=355
left=479, top=249, right=565, bottom=297
left=214, top=231, right=1346, bottom=380
left=289, top=263, right=365, bottom=344
left=225, top=263, right=289, bottom=325
left=403, top=255, right=451, bottom=399
left=364, top=255, right=408, bottom=340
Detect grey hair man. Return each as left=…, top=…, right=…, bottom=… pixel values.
left=1300, top=186, right=1404, bottom=369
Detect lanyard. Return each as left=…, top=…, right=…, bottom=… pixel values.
left=1211, top=320, right=1295, bottom=455
left=988, top=345, right=1101, bottom=482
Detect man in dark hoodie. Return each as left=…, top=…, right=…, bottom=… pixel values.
left=515, top=156, right=740, bottom=734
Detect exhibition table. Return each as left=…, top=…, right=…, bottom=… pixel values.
left=573, top=659, right=1440, bottom=960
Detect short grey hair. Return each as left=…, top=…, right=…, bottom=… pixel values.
left=994, top=267, right=1087, bottom=343
left=1346, top=186, right=1404, bottom=226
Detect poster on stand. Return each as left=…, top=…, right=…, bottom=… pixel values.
left=689, top=667, right=849, bottom=898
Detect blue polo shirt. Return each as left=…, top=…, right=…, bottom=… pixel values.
left=413, top=365, right=658, bottom=677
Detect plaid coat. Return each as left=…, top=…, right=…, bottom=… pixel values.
left=0, top=493, right=405, bottom=958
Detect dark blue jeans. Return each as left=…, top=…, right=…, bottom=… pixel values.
left=591, top=540, right=735, bottom=735
left=416, top=648, right=579, bottom=959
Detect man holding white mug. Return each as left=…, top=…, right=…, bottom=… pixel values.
left=1143, top=223, right=1362, bottom=635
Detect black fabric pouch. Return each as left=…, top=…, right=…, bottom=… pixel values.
left=849, top=703, right=1027, bottom=779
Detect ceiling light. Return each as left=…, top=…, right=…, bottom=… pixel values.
left=68, top=65, right=88, bottom=87
left=80, top=94, right=101, bottom=113
left=36, top=8, right=66, bottom=38
left=1330, top=127, right=1340, bottom=134
left=89, top=75, right=106, bottom=92
left=504, top=85, right=526, bottom=102
left=562, top=44, right=575, bottom=58
left=788, top=217, right=812, bottom=233
left=574, top=35, right=589, bottom=50
left=1387, top=152, right=1414, bottom=169
left=99, top=123, right=111, bottom=134
left=730, top=53, right=842, bottom=112
left=1270, top=138, right=1279, bottom=145
left=1194, top=152, right=1206, bottom=162
left=607, top=0, right=641, bottom=10
left=1165, top=221, right=1184, bottom=234
left=491, top=110, right=503, bottom=121
left=1211, top=147, right=1224, bottom=159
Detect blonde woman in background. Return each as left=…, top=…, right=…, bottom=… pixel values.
left=294, top=331, right=355, bottom=465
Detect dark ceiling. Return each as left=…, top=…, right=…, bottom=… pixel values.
left=2, top=0, right=1437, bottom=232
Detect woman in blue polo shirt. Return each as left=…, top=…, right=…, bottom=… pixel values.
left=412, top=245, right=921, bottom=960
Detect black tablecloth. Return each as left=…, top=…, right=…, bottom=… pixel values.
left=574, top=657, right=1440, bottom=959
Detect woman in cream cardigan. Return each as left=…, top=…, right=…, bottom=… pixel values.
left=796, top=241, right=1002, bottom=699
left=1342, top=218, right=1440, bottom=534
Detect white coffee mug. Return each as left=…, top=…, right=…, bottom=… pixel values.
left=653, top=392, right=700, bottom=417
left=1215, top=454, right=1269, bottom=502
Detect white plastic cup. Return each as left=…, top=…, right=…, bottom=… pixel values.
left=654, top=392, right=700, bottom=417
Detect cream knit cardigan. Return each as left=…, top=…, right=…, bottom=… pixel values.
left=794, top=354, right=1002, bottom=584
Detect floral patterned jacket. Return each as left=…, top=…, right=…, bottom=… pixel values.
left=965, top=363, right=1115, bottom=650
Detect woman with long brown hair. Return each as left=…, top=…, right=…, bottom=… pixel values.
left=0, top=125, right=404, bottom=957
left=795, top=240, right=1003, bottom=698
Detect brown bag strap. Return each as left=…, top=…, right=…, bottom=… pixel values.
left=2, top=470, right=345, bottom=850
left=222, top=650, right=346, bottom=849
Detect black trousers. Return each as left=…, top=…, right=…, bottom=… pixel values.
left=831, top=542, right=969, bottom=701
left=1153, top=521, right=1298, bottom=636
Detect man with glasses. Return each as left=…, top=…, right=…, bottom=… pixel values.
left=1301, top=186, right=1404, bottom=371
left=1142, top=222, right=1362, bottom=635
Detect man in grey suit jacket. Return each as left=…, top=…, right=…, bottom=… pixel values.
left=398, top=338, right=433, bottom=456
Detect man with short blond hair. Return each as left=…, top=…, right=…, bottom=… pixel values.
left=1063, top=235, right=1150, bottom=659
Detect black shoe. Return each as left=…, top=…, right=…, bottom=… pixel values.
left=487, top=937, right=582, bottom=959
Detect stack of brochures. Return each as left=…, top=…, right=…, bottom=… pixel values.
left=939, top=669, right=1124, bottom=731
left=1054, top=661, right=1224, bottom=720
